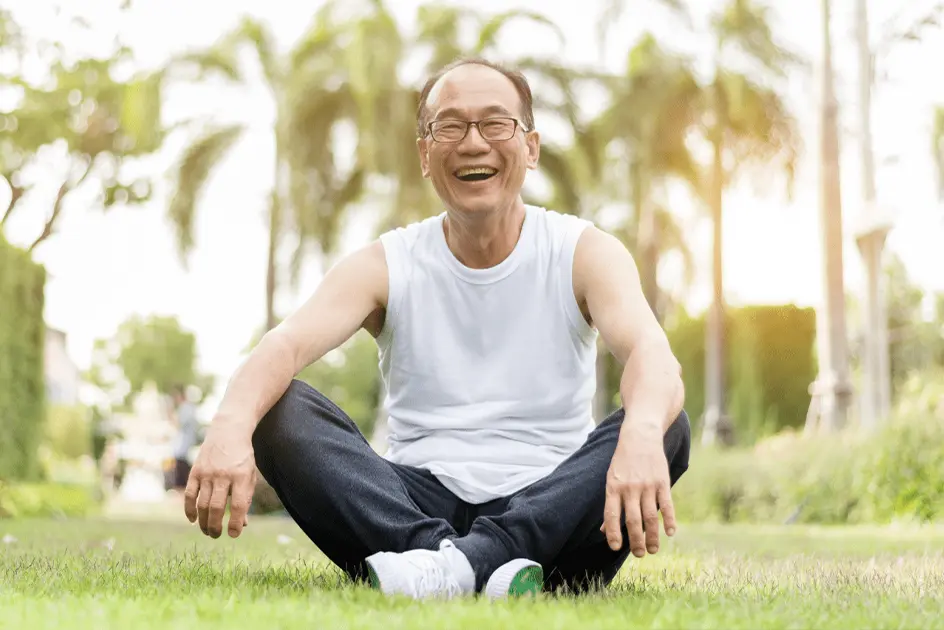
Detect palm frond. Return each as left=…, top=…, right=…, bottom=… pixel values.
left=166, top=124, right=244, bottom=262
left=714, top=0, right=804, bottom=77
left=595, top=0, right=692, bottom=57
left=718, top=70, right=799, bottom=197
left=167, top=46, right=243, bottom=83
left=475, top=10, right=564, bottom=54
left=534, top=143, right=583, bottom=215
left=236, top=17, right=281, bottom=87
left=290, top=1, right=346, bottom=71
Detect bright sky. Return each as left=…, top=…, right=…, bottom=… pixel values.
left=2, top=0, right=943, bottom=403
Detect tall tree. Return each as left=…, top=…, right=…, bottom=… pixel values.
left=935, top=106, right=944, bottom=199
left=165, top=7, right=366, bottom=332
left=590, top=34, right=701, bottom=323
left=0, top=11, right=165, bottom=251
left=698, top=1, right=801, bottom=445
left=86, top=314, right=214, bottom=408
left=595, top=1, right=800, bottom=443
left=808, top=0, right=854, bottom=435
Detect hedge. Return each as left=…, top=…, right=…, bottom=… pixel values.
left=666, top=305, right=817, bottom=443
left=0, top=234, right=46, bottom=481
left=672, top=369, right=944, bottom=525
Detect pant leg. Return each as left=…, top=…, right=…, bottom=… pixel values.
left=453, top=408, right=691, bottom=592
left=252, top=379, right=461, bottom=581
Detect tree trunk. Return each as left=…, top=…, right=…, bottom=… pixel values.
left=632, top=160, right=661, bottom=322
left=812, top=0, right=854, bottom=433
left=854, top=0, right=891, bottom=431
left=265, top=188, right=280, bottom=332
left=701, top=107, right=732, bottom=447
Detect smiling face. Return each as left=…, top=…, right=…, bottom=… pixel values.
left=417, top=64, right=540, bottom=217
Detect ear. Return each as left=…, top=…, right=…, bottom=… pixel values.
left=417, top=137, right=431, bottom=178
left=525, top=130, right=540, bottom=170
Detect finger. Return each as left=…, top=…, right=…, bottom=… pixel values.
left=623, top=487, right=646, bottom=558
left=207, top=480, right=231, bottom=538
left=197, top=479, right=213, bottom=535
left=658, top=484, right=677, bottom=537
left=183, top=471, right=200, bottom=523
left=227, top=475, right=253, bottom=538
left=641, top=486, right=661, bottom=554
left=602, top=489, right=623, bottom=551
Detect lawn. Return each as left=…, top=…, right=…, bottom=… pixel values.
left=1, top=515, right=943, bottom=629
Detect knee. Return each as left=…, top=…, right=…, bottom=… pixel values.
left=666, top=409, right=691, bottom=486
left=252, top=379, right=312, bottom=462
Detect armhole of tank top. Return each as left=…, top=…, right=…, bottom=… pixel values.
left=377, top=231, right=404, bottom=347
left=560, top=219, right=596, bottom=344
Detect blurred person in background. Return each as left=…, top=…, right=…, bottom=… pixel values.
left=183, top=57, right=690, bottom=601
left=170, top=384, right=200, bottom=494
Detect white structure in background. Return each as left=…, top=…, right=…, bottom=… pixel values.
left=44, top=326, right=80, bottom=406
left=112, top=383, right=177, bottom=503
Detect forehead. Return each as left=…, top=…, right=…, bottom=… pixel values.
left=425, top=64, right=522, bottom=120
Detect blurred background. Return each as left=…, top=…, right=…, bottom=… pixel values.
left=0, top=0, right=942, bottom=525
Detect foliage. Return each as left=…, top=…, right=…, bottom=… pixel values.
left=295, top=331, right=382, bottom=437
left=667, top=304, right=817, bottom=443
left=0, top=482, right=96, bottom=519
left=882, top=254, right=944, bottom=394
left=42, top=404, right=92, bottom=460
left=0, top=12, right=167, bottom=250
left=673, top=368, right=944, bottom=525
left=86, top=314, right=214, bottom=407
left=0, top=234, right=46, bottom=481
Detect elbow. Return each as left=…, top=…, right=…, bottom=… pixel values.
left=259, top=328, right=304, bottom=375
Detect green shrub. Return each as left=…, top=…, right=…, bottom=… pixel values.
left=43, top=404, right=93, bottom=460
left=674, top=370, right=944, bottom=525
left=0, top=482, right=96, bottom=519
left=0, top=234, right=47, bottom=481
left=666, top=305, right=817, bottom=444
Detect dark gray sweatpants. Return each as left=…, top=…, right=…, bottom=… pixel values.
left=252, top=379, right=691, bottom=593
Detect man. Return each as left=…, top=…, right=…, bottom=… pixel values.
left=184, top=58, right=691, bottom=600
left=170, top=385, right=200, bottom=493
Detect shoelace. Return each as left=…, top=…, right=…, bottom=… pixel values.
left=405, top=553, right=462, bottom=599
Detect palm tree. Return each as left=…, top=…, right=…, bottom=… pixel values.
left=165, top=7, right=366, bottom=332
left=590, top=34, right=702, bottom=323
left=596, top=1, right=800, bottom=444
left=809, top=0, right=853, bottom=434
left=935, top=106, right=944, bottom=200
left=696, top=1, right=801, bottom=445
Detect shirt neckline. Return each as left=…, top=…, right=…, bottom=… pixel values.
left=435, top=204, right=537, bottom=285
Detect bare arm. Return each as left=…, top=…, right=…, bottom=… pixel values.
left=213, top=240, right=389, bottom=435
left=573, top=226, right=684, bottom=435
left=573, top=225, right=684, bottom=557
left=185, top=240, right=388, bottom=538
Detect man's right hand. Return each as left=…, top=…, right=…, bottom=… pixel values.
left=184, top=418, right=257, bottom=539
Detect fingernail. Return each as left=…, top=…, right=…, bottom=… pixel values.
left=667, top=527, right=676, bottom=536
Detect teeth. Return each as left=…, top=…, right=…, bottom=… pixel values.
left=456, top=167, right=497, bottom=177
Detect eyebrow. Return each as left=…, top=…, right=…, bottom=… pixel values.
left=433, top=105, right=514, bottom=120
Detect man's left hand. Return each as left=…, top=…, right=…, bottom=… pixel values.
left=601, top=425, right=676, bottom=557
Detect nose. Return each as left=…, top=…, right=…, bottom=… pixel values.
left=456, top=123, right=491, bottom=154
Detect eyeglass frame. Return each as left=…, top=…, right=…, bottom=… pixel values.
left=423, top=116, right=531, bottom=143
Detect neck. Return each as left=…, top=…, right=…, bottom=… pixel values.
left=442, top=199, right=526, bottom=269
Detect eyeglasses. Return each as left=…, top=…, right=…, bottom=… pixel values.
left=426, top=117, right=527, bottom=143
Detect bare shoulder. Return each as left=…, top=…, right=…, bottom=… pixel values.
left=572, top=225, right=640, bottom=301
left=333, top=239, right=390, bottom=313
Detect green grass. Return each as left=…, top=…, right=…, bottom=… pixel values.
left=1, top=516, right=943, bottom=629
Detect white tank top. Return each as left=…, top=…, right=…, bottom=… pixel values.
left=376, top=204, right=598, bottom=504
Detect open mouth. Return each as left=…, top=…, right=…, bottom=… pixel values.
left=454, top=167, right=498, bottom=182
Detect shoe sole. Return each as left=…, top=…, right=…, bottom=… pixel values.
left=484, top=559, right=543, bottom=600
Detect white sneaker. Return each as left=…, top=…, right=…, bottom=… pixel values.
left=365, top=540, right=544, bottom=600
left=365, top=539, right=475, bottom=600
